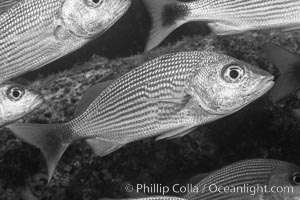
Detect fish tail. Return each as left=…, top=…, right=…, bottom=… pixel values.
left=143, top=0, right=189, bottom=51
left=7, top=123, right=71, bottom=182
left=264, top=43, right=300, bottom=102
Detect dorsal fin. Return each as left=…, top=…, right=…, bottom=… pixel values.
left=264, top=43, right=300, bottom=101
left=0, top=0, right=20, bottom=14
left=74, top=80, right=114, bottom=117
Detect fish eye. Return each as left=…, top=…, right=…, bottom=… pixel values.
left=84, top=0, right=103, bottom=7
left=292, top=173, right=300, bottom=185
left=7, top=87, right=25, bottom=101
left=222, top=64, right=245, bottom=83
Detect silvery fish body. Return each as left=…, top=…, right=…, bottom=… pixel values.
left=0, top=0, right=131, bottom=83
left=183, top=159, right=300, bottom=200
left=143, top=0, right=300, bottom=50
left=8, top=51, right=274, bottom=180
left=0, top=82, right=44, bottom=127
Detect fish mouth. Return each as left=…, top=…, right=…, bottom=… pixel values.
left=226, top=75, right=274, bottom=115
left=254, top=75, right=275, bottom=97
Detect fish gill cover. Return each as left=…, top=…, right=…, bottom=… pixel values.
left=1, top=0, right=300, bottom=200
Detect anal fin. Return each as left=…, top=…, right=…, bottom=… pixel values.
left=156, top=125, right=196, bottom=140
left=86, top=138, right=124, bottom=156
left=166, top=126, right=198, bottom=140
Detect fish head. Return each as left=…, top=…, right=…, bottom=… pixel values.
left=193, top=53, right=274, bottom=115
left=267, top=161, right=300, bottom=200
left=61, top=0, right=132, bottom=38
left=0, top=82, right=44, bottom=126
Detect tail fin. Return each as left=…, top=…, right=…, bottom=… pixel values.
left=7, top=123, right=71, bottom=182
left=264, top=43, right=300, bottom=102
left=142, top=0, right=188, bottom=51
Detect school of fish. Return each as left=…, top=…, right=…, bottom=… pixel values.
left=1, top=0, right=300, bottom=199
left=7, top=51, right=274, bottom=180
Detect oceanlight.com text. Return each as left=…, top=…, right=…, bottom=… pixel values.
left=124, top=183, right=294, bottom=196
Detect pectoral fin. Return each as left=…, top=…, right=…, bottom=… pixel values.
left=208, top=22, right=246, bottom=35
left=147, top=97, right=189, bottom=104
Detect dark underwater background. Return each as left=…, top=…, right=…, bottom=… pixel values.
left=1, top=0, right=300, bottom=199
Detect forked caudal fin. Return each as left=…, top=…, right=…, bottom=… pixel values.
left=264, top=43, right=300, bottom=102
left=7, top=123, right=71, bottom=182
left=142, top=0, right=189, bottom=51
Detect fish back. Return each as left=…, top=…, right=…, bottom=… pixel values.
left=183, top=159, right=281, bottom=200
left=0, top=0, right=62, bottom=83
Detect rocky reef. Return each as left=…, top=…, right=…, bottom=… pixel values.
left=1, top=2, right=300, bottom=198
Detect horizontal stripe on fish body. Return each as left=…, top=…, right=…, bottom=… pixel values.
left=143, top=0, right=300, bottom=50
left=0, top=0, right=132, bottom=83
left=183, top=159, right=300, bottom=200
left=67, top=51, right=213, bottom=143
left=7, top=50, right=274, bottom=181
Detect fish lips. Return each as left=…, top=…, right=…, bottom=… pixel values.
left=255, top=75, right=275, bottom=97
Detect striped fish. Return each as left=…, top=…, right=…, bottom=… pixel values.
left=7, top=51, right=274, bottom=181
left=142, top=0, right=300, bottom=51
left=0, top=0, right=131, bottom=84
left=183, top=159, right=300, bottom=200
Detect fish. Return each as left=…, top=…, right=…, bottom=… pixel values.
left=142, top=0, right=300, bottom=51
left=7, top=51, right=274, bottom=181
left=0, top=0, right=131, bottom=84
left=0, top=82, right=44, bottom=127
left=263, top=43, right=300, bottom=102
left=183, top=159, right=300, bottom=200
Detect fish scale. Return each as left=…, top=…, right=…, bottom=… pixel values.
left=7, top=50, right=274, bottom=180
left=183, top=159, right=288, bottom=200
left=68, top=51, right=208, bottom=142
left=185, top=0, right=300, bottom=28
left=0, top=0, right=62, bottom=82
left=143, top=0, right=300, bottom=50
left=0, top=0, right=131, bottom=83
